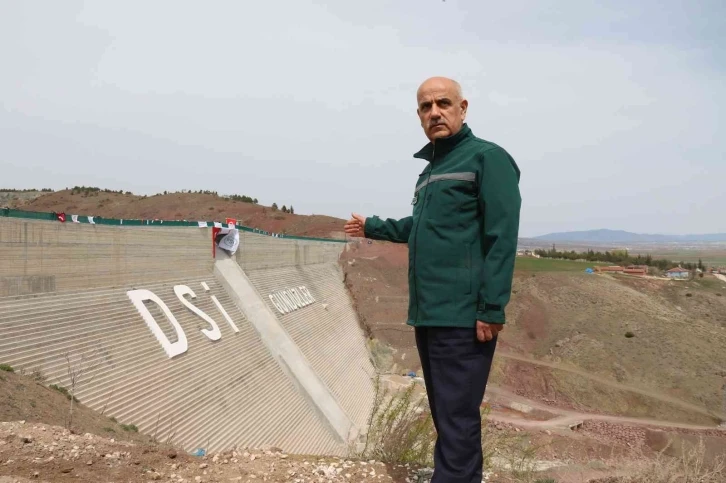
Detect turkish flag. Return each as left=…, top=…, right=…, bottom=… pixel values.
left=212, top=226, right=221, bottom=257
left=56, top=212, right=66, bottom=223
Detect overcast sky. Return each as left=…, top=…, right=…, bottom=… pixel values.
left=1, top=1, right=724, bottom=237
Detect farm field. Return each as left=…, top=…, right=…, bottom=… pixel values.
left=514, top=257, right=606, bottom=272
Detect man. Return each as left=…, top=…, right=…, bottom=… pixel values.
left=344, top=77, right=521, bottom=483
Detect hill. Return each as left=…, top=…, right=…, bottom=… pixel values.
left=534, top=229, right=726, bottom=243
left=342, top=241, right=726, bottom=425
left=1, top=189, right=346, bottom=239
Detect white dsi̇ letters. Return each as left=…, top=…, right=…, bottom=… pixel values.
left=174, top=285, right=222, bottom=341
left=127, top=281, right=241, bottom=359
left=126, top=289, right=189, bottom=358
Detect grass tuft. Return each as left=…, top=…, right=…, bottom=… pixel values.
left=49, top=384, right=79, bottom=402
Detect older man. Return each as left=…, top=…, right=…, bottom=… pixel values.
left=344, top=77, right=521, bottom=482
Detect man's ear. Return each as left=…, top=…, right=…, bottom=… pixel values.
left=460, top=99, right=469, bottom=120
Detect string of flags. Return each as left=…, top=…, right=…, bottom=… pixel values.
left=50, top=212, right=288, bottom=239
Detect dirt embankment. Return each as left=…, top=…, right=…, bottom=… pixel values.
left=0, top=371, right=421, bottom=483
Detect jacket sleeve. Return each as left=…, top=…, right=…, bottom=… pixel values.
left=476, top=147, right=522, bottom=324
left=364, top=216, right=413, bottom=243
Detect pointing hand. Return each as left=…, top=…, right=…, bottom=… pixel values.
left=344, top=213, right=367, bottom=238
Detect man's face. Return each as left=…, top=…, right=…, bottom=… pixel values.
left=416, top=78, right=468, bottom=142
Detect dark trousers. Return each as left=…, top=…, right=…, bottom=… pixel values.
left=415, top=326, right=497, bottom=483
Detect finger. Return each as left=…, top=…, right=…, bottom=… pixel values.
left=476, top=324, right=485, bottom=342
left=477, top=325, right=492, bottom=342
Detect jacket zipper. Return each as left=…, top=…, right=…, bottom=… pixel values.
left=412, top=144, right=434, bottom=326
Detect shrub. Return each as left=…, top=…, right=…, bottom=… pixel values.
left=357, top=375, right=435, bottom=466
left=616, top=438, right=724, bottom=482
left=120, top=424, right=139, bottom=432
left=0, top=364, right=14, bottom=372
left=49, top=384, right=79, bottom=402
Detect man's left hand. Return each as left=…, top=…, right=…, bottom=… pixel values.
left=476, top=321, right=504, bottom=342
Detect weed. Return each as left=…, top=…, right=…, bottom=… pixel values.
left=30, top=366, right=46, bottom=383
left=357, top=375, right=538, bottom=477
left=109, top=417, right=117, bottom=423
left=102, top=427, right=116, bottom=433
left=49, top=384, right=78, bottom=402
left=616, top=438, right=725, bottom=482
left=534, top=479, right=557, bottom=483
left=356, top=374, right=435, bottom=466
left=0, top=364, right=14, bottom=372
left=121, top=424, right=139, bottom=432
left=482, top=420, right=543, bottom=481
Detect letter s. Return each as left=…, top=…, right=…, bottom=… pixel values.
left=174, top=285, right=222, bottom=341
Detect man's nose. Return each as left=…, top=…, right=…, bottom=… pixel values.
left=430, top=104, right=441, bottom=118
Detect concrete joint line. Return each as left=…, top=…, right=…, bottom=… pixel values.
left=213, top=252, right=357, bottom=445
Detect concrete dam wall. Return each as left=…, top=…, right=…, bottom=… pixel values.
left=0, top=218, right=375, bottom=455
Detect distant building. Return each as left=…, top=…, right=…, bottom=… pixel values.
left=516, top=249, right=540, bottom=258
left=595, top=266, right=625, bottom=273
left=666, top=266, right=690, bottom=279
left=624, top=265, right=648, bottom=276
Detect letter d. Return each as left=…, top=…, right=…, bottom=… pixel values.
left=127, top=289, right=188, bottom=358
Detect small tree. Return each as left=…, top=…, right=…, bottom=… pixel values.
left=271, top=203, right=278, bottom=211
left=281, top=205, right=288, bottom=213
left=63, top=351, right=99, bottom=430
left=290, top=205, right=295, bottom=214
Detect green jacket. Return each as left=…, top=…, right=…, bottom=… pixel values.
left=364, top=124, right=521, bottom=328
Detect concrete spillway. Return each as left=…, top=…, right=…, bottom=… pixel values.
left=0, top=217, right=375, bottom=455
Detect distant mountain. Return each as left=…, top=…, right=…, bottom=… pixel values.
left=534, top=229, right=726, bottom=243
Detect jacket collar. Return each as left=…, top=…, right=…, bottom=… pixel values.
left=413, top=123, right=473, bottom=162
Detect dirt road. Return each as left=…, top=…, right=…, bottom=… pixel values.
left=497, top=352, right=726, bottom=421
left=485, top=386, right=724, bottom=432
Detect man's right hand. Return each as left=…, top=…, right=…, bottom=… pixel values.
left=344, top=213, right=367, bottom=238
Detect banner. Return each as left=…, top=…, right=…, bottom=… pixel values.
left=215, top=227, right=240, bottom=255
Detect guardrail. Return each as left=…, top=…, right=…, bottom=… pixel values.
left=0, top=207, right=347, bottom=244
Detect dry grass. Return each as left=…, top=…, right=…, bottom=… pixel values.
left=356, top=375, right=541, bottom=482
left=608, top=439, right=725, bottom=483
left=356, top=374, right=436, bottom=466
